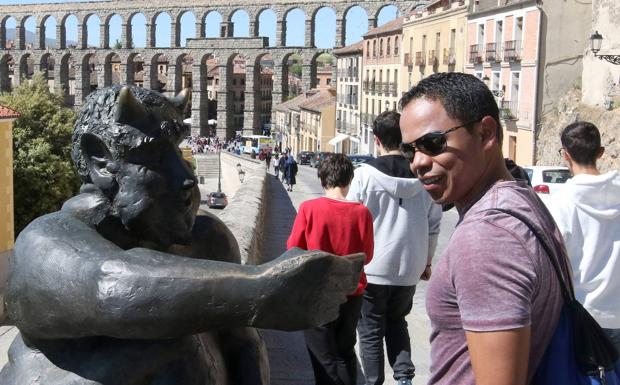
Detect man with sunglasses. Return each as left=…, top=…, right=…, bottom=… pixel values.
left=347, top=110, right=442, bottom=385
left=398, top=72, right=567, bottom=385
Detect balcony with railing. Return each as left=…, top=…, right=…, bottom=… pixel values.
left=443, top=48, right=456, bottom=65
left=415, top=51, right=426, bottom=66
left=499, top=100, right=519, bottom=120
left=388, top=82, right=397, bottom=96
left=375, top=81, right=384, bottom=95
left=485, top=42, right=501, bottom=62
left=428, top=50, right=437, bottom=66
left=404, top=53, right=413, bottom=67
left=469, top=44, right=483, bottom=64
left=363, top=79, right=369, bottom=92
left=503, top=40, right=522, bottom=62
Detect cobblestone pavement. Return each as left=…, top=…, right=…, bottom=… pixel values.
left=259, top=164, right=459, bottom=385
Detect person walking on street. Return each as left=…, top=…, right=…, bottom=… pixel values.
left=265, top=151, right=272, bottom=170
left=399, top=72, right=569, bottom=385
left=347, top=110, right=442, bottom=385
left=280, top=154, right=288, bottom=183
left=285, top=154, right=298, bottom=192
left=287, top=154, right=374, bottom=385
left=273, top=154, right=281, bottom=179
left=546, top=121, right=620, bottom=352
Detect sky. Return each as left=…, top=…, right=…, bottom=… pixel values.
left=0, top=0, right=399, bottom=49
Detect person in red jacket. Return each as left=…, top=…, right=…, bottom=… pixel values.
left=287, top=153, right=374, bottom=385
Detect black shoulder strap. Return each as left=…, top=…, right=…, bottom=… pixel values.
left=483, top=208, right=574, bottom=303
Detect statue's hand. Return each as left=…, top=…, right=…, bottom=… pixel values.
left=252, top=248, right=364, bottom=331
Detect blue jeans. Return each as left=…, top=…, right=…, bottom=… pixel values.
left=357, top=284, right=416, bottom=385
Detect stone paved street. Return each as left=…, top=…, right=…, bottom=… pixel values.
left=259, top=163, right=459, bottom=385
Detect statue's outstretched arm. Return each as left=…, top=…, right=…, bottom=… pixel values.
left=6, top=212, right=362, bottom=339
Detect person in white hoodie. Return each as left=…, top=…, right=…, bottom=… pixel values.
left=546, top=121, right=620, bottom=352
left=347, top=110, right=442, bottom=385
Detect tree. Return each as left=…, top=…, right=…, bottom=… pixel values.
left=0, top=74, right=79, bottom=235
left=289, top=63, right=302, bottom=77
left=114, top=39, right=122, bottom=49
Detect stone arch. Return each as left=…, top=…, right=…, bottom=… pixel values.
left=127, top=12, right=146, bottom=48
left=256, top=8, right=276, bottom=47
left=39, top=53, right=55, bottom=91
left=20, top=16, right=37, bottom=50
left=0, top=53, right=15, bottom=92
left=375, top=4, right=400, bottom=26
left=176, top=11, right=197, bottom=47
left=201, top=10, right=223, bottom=38
left=175, top=53, right=194, bottom=95
left=310, top=50, right=334, bottom=89
left=18, top=52, right=35, bottom=83
left=80, top=53, right=98, bottom=101
left=82, top=14, right=101, bottom=49
left=198, top=52, right=218, bottom=136
left=225, top=52, right=247, bottom=134
left=59, top=53, right=76, bottom=106
left=254, top=52, right=274, bottom=133
left=40, top=15, right=56, bottom=49
left=229, top=9, right=250, bottom=38
left=103, top=51, right=121, bottom=87
left=151, top=53, right=170, bottom=92
left=281, top=51, right=302, bottom=99
left=103, top=13, right=123, bottom=49
left=127, top=52, right=145, bottom=87
left=343, top=5, right=368, bottom=45
left=1, top=16, right=17, bottom=50
left=311, top=6, right=336, bottom=49
left=59, top=13, right=79, bottom=49
left=283, top=8, right=305, bottom=47
left=153, top=11, right=172, bottom=47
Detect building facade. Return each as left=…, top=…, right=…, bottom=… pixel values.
left=402, top=0, right=468, bottom=90
left=465, top=0, right=541, bottom=165
left=333, top=41, right=363, bottom=154
left=0, top=105, right=19, bottom=255
left=361, top=16, right=405, bottom=156
left=299, top=88, right=336, bottom=154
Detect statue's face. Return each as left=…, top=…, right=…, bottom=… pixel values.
left=112, top=136, right=199, bottom=247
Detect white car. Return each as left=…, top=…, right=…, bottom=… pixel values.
left=523, top=166, right=571, bottom=195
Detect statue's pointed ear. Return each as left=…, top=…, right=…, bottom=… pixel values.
left=115, top=86, right=148, bottom=126
left=169, top=88, right=191, bottom=112
left=81, top=133, right=116, bottom=191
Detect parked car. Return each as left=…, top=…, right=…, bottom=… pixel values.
left=523, top=166, right=571, bottom=194
left=310, top=152, right=333, bottom=168
left=206, top=192, right=228, bottom=209
left=298, top=151, right=315, bottom=165
left=347, top=154, right=374, bottom=168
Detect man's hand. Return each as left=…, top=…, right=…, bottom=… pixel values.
left=420, top=265, right=432, bottom=281
left=252, top=248, right=364, bottom=331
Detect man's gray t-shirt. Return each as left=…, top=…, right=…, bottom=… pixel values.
left=426, top=181, right=567, bottom=385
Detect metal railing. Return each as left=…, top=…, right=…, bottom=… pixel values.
left=443, top=48, right=456, bottom=65
left=415, top=51, right=426, bottom=66
left=485, top=42, right=500, bottom=62
left=428, top=50, right=437, bottom=66
left=499, top=100, right=519, bottom=120
left=469, top=44, right=483, bottom=64
left=388, top=82, right=398, bottom=96
left=404, top=53, right=413, bottom=66
left=503, top=40, right=522, bottom=61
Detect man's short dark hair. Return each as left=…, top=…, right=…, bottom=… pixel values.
left=317, top=153, right=354, bottom=189
left=373, top=110, right=402, bottom=151
left=399, top=72, right=503, bottom=144
left=561, top=121, right=601, bottom=166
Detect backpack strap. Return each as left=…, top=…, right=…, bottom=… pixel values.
left=483, top=208, right=575, bottom=303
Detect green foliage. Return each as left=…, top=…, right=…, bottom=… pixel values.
left=289, top=63, right=302, bottom=76
left=114, top=39, right=122, bottom=49
left=316, top=53, right=333, bottom=67
left=0, top=74, right=79, bottom=235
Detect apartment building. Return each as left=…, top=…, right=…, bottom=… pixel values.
left=361, top=16, right=405, bottom=156
left=333, top=41, right=363, bottom=154
left=465, top=0, right=541, bottom=165
left=299, top=88, right=336, bottom=154
left=274, top=91, right=312, bottom=155
left=0, top=105, right=19, bottom=256
left=402, top=0, right=468, bottom=90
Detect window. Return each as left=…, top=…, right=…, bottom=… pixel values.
left=366, top=41, right=370, bottom=58
left=373, top=40, right=377, bottom=57
left=478, top=24, right=485, bottom=44
left=492, top=72, right=500, bottom=91
left=496, top=20, right=503, bottom=43
left=379, top=38, right=383, bottom=56
left=394, top=36, right=399, bottom=55
left=387, top=38, right=391, bottom=56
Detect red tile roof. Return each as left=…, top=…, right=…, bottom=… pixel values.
left=299, top=88, right=336, bottom=113
left=0, top=105, right=19, bottom=119
left=363, top=16, right=406, bottom=38
left=333, top=41, right=364, bottom=56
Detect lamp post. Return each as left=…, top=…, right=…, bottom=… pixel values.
left=590, top=31, right=620, bottom=65
left=217, top=145, right=222, bottom=192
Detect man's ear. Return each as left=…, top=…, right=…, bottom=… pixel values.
left=81, top=133, right=117, bottom=191
left=478, top=116, right=499, bottom=149
left=597, top=146, right=605, bottom=159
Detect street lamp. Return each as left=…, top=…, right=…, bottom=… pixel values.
left=590, top=31, right=620, bottom=65
left=236, top=163, right=246, bottom=183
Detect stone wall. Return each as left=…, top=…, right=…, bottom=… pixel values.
left=217, top=152, right=269, bottom=265
left=536, top=87, right=620, bottom=172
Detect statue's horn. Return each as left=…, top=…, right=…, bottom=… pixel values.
left=115, top=86, right=148, bottom=126
left=169, top=88, right=191, bottom=112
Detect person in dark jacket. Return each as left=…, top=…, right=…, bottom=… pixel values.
left=285, top=155, right=298, bottom=192
left=280, top=154, right=288, bottom=183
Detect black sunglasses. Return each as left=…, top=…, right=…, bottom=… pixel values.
left=400, top=119, right=482, bottom=161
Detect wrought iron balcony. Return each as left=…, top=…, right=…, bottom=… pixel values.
left=503, top=40, right=522, bottom=62
left=404, top=53, right=413, bottom=66
left=485, top=42, right=501, bottom=62
left=469, top=44, right=483, bottom=64
left=499, top=100, right=519, bottom=120
left=443, top=48, right=456, bottom=65
left=428, top=50, right=437, bottom=66
left=415, top=51, right=426, bottom=66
